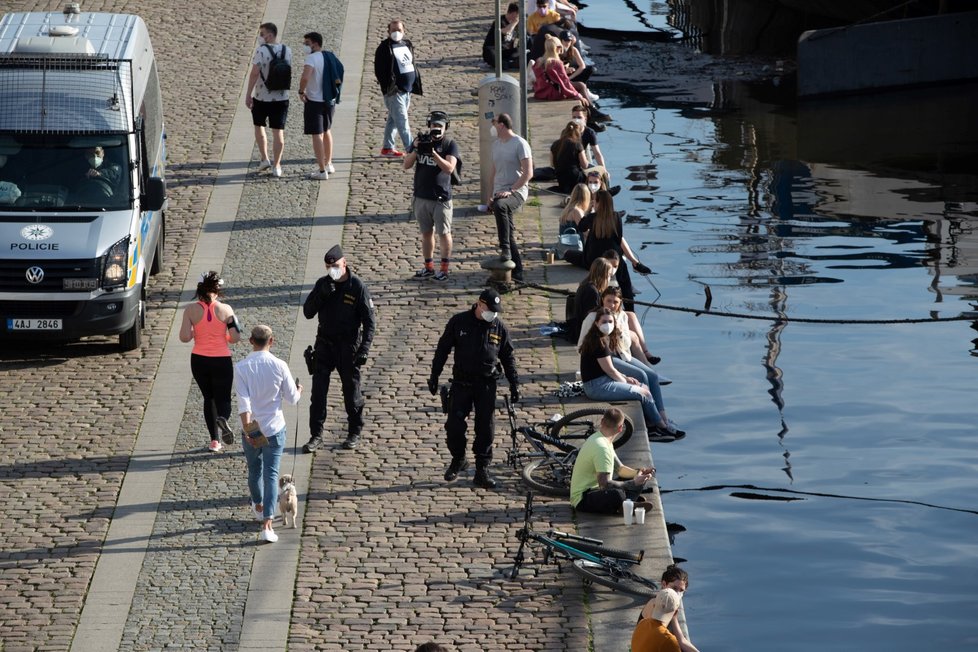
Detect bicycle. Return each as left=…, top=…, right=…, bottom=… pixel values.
left=509, top=492, right=659, bottom=597
left=504, top=398, right=635, bottom=497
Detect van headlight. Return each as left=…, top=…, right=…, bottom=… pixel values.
left=101, top=236, right=130, bottom=289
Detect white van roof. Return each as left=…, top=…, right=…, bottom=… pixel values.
left=0, top=11, right=155, bottom=133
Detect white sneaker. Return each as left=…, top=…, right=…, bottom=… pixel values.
left=250, top=503, right=263, bottom=521
left=260, top=528, right=278, bottom=543
left=309, top=170, right=328, bottom=180
left=208, top=440, right=222, bottom=452
left=272, top=165, right=282, bottom=178
left=326, top=163, right=335, bottom=174
left=588, top=91, right=600, bottom=102
left=257, top=159, right=272, bottom=172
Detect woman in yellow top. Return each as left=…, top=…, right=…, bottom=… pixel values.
left=179, top=271, right=242, bottom=451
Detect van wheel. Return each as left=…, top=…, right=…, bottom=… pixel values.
left=120, top=285, right=145, bottom=351
left=150, top=214, right=165, bottom=276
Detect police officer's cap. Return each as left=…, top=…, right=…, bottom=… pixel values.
left=324, top=244, right=344, bottom=264
left=479, top=288, right=503, bottom=312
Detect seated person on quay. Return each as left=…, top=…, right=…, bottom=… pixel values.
left=569, top=406, right=654, bottom=514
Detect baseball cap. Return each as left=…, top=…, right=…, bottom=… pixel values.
left=479, top=288, right=503, bottom=313
left=646, top=588, right=682, bottom=626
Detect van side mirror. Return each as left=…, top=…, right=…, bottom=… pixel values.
left=142, top=177, right=166, bottom=212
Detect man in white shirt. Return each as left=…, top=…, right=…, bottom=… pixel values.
left=245, top=23, right=291, bottom=178
left=298, top=31, right=344, bottom=180
left=234, top=325, right=302, bottom=543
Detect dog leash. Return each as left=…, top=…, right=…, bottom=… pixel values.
left=291, top=377, right=301, bottom=478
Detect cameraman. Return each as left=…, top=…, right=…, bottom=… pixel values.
left=403, top=110, right=460, bottom=282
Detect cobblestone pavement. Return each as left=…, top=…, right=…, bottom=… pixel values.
left=0, top=0, right=594, bottom=649
left=0, top=1, right=264, bottom=650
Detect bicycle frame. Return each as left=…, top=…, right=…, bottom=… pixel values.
left=504, top=397, right=577, bottom=469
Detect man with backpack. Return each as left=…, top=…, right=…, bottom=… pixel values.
left=373, top=20, right=423, bottom=157
left=245, top=23, right=292, bottom=178
left=402, top=110, right=461, bottom=282
left=298, top=32, right=344, bottom=180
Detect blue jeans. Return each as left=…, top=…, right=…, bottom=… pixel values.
left=611, top=356, right=665, bottom=414
left=383, top=91, right=412, bottom=150
left=242, top=427, right=286, bottom=520
left=583, top=375, right=662, bottom=428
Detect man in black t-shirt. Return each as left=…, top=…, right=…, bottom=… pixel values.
left=403, top=111, right=461, bottom=282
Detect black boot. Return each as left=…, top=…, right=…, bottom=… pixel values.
left=473, top=466, right=497, bottom=489
left=444, top=457, right=469, bottom=481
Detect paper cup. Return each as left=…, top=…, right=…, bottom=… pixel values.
left=635, top=507, right=646, bottom=524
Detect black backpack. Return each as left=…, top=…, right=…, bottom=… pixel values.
left=441, top=137, right=463, bottom=186
left=260, top=44, right=291, bottom=91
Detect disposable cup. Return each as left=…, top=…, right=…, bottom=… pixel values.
left=635, top=508, right=646, bottom=524
left=622, top=499, right=634, bottom=525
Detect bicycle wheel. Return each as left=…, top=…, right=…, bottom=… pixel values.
left=521, top=457, right=572, bottom=497
left=550, top=408, right=634, bottom=449
left=571, top=559, right=659, bottom=597
left=550, top=534, right=643, bottom=563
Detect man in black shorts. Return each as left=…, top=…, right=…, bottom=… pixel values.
left=245, top=22, right=291, bottom=178
left=298, top=31, right=344, bottom=180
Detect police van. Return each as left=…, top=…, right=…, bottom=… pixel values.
left=0, top=5, right=166, bottom=350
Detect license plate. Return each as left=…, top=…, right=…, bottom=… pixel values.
left=7, top=318, right=62, bottom=331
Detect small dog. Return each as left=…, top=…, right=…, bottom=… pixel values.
left=278, top=474, right=298, bottom=528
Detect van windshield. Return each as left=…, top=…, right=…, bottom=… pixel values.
left=0, top=134, right=131, bottom=211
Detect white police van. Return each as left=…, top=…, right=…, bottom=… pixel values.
left=0, top=5, right=166, bottom=350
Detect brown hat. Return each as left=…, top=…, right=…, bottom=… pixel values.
left=324, top=244, right=344, bottom=264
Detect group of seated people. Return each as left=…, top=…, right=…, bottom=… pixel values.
left=482, top=1, right=609, bottom=123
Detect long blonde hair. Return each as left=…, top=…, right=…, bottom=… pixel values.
left=539, top=34, right=563, bottom=68
left=560, top=183, right=591, bottom=225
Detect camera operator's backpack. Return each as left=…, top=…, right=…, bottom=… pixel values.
left=440, top=137, right=463, bottom=186
left=260, top=44, right=291, bottom=91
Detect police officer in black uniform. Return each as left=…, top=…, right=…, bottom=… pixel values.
left=428, top=288, right=520, bottom=488
left=303, top=245, right=375, bottom=451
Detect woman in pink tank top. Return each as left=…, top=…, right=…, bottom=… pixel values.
left=179, top=271, right=242, bottom=452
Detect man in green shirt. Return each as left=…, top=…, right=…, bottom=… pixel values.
left=570, top=407, right=654, bottom=513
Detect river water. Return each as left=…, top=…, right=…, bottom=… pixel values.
left=578, top=3, right=978, bottom=650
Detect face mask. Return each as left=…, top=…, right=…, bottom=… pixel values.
left=538, top=7, right=549, bottom=16
left=572, top=118, right=585, bottom=128
left=389, top=31, right=403, bottom=42
left=88, top=155, right=103, bottom=168
left=490, top=125, right=498, bottom=139
left=327, top=265, right=343, bottom=281
left=303, top=44, right=312, bottom=54
left=257, top=36, right=266, bottom=47
left=598, top=322, right=614, bottom=335
left=588, top=183, right=600, bottom=193
left=480, top=310, right=498, bottom=323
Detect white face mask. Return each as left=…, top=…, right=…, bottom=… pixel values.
left=490, top=125, right=498, bottom=139
left=598, top=322, right=614, bottom=335
left=88, top=155, right=103, bottom=168
left=572, top=118, right=585, bottom=128
left=257, top=35, right=266, bottom=47
left=588, top=183, right=600, bottom=193
left=327, top=265, right=344, bottom=281
left=480, top=310, right=498, bottom=323
left=537, top=7, right=549, bottom=15
left=303, top=44, right=312, bottom=54
left=389, top=30, right=403, bottom=42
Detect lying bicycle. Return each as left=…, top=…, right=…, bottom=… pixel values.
left=509, top=492, right=658, bottom=597
left=504, top=398, right=634, bottom=497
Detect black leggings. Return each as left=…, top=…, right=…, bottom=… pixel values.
left=190, top=354, right=233, bottom=442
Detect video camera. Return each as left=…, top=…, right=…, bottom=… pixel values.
left=415, top=127, right=443, bottom=155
